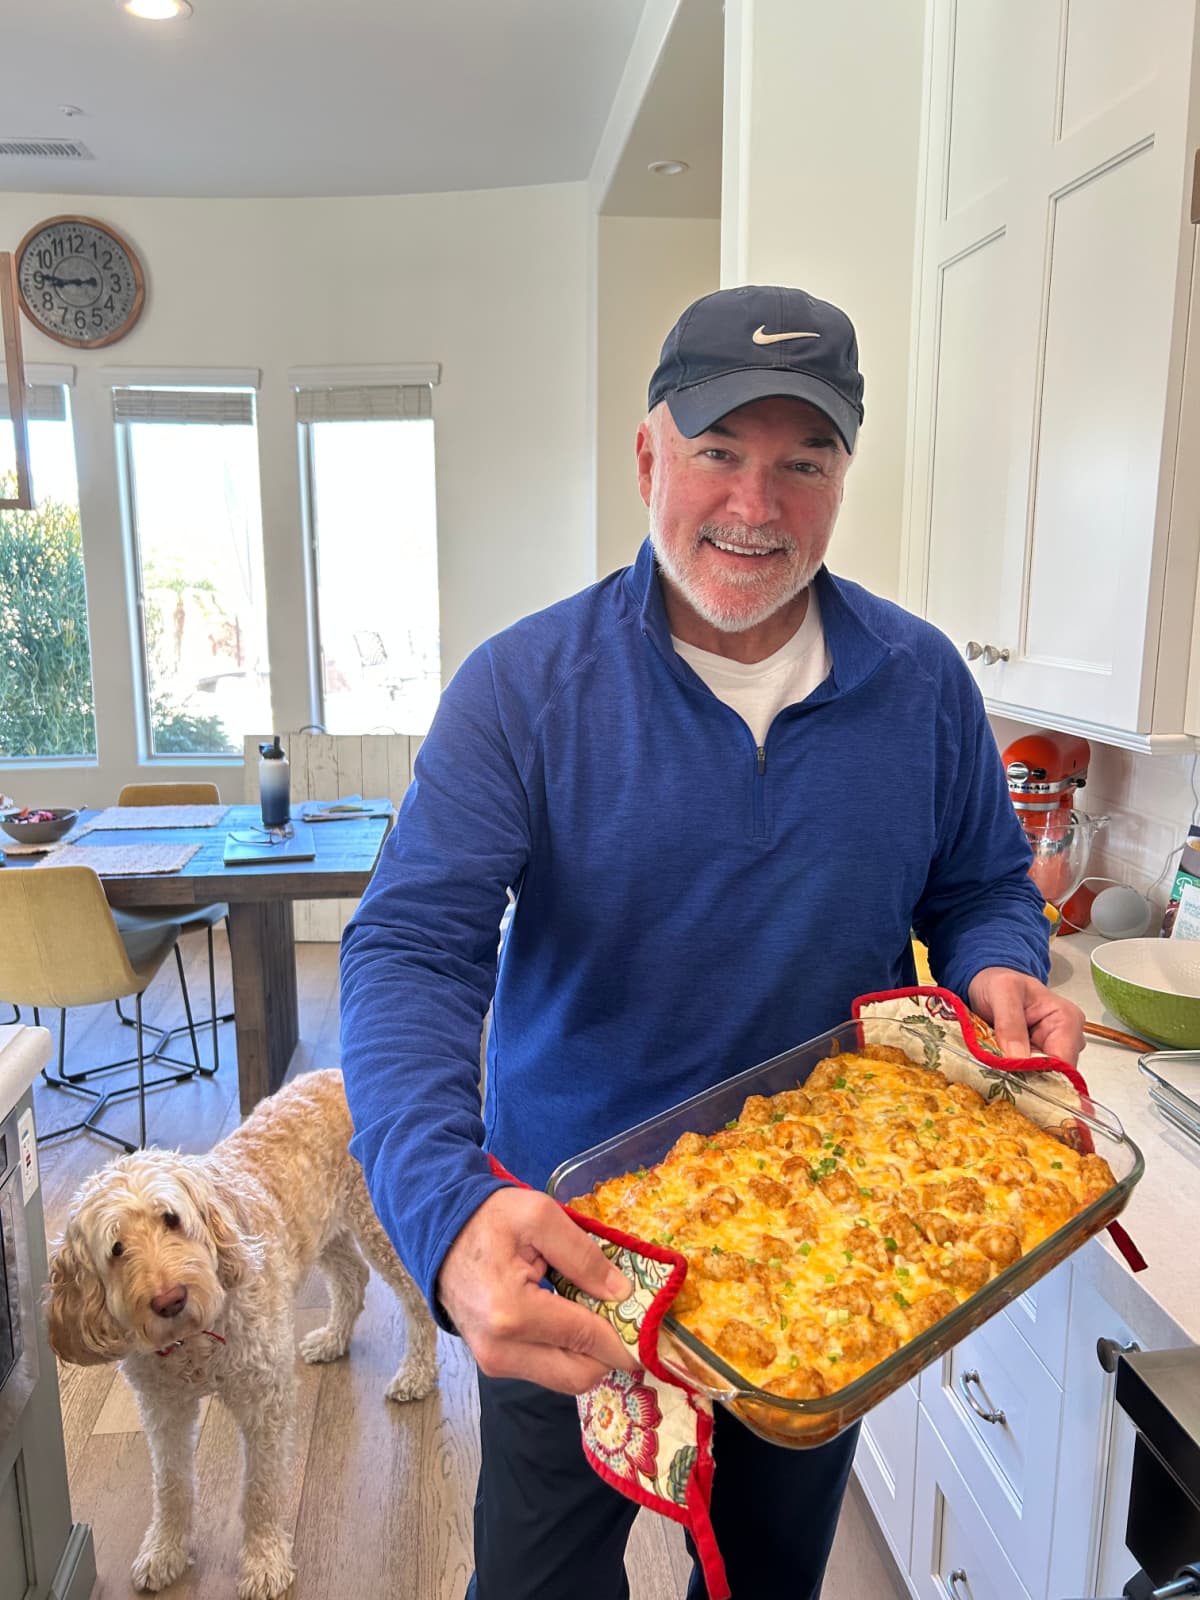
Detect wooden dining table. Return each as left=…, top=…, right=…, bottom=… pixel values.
left=13, top=803, right=392, bottom=1113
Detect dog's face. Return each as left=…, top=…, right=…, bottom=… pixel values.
left=46, top=1152, right=259, bottom=1366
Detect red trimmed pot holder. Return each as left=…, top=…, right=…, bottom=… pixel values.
left=506, top=984, right=1145, bottom=1600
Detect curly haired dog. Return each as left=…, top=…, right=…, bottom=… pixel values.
left=46, top=1069, right=438, bottom=1600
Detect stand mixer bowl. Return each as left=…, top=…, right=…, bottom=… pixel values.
left=1023, top=810, right=1108, bottom=907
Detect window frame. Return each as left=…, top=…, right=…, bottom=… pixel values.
left=109, top=366, right=266, bottom=763
left=290, top=363, right=440, bottom=732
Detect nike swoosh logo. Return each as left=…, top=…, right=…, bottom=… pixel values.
left=751, top=326, right=820, bottom=345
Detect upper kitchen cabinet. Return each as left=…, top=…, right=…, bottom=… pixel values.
left=901, top=0, right=1200, bottom=749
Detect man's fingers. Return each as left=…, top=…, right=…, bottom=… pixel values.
left=1031, top=1001, right=1085, bottom=1065
left=538, top=1203, right=631, bottom=1305
left=471, top=1287, right=637, bottom=1389
left=988, top=989, right=1032, bottom=1057
left=478, top=1338, right=628, bottom=1396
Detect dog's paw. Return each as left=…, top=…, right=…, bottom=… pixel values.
left=131, top=1533, right=192, bottom=1592
left=298, top=1323, right=350, bottom=1364
left=237, top=1533, right=295, bottom=1600
left=385, top=1359, right=438, bottom=1403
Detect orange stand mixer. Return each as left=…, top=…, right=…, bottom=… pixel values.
left=1001, top=730, right=1107, bottom=932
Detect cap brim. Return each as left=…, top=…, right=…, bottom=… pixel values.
left=665, top=369, right=860, bottom=453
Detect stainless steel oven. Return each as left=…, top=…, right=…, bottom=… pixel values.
left=0, top=1101, right=38, bottom=1450
left=1103, top=1348, right=1200, bottom=1600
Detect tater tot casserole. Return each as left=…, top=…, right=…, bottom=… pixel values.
left=569, top=1047, right=1116, bottom=1400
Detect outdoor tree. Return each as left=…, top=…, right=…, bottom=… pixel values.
left=0, top=473, right=228, bottom=757
left=0, top=472, right=96, bottom=757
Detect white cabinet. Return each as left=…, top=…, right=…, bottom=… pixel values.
left=1046, top=1266, right=1145, bottom=1600
left=911, top=1403, right=1032, bottom=1600
left=920, top=1308, right=1062, bottom=1599
left=903, top=0, right=1200, bottom=744
left=856, top=1379, right=919, bottom=1575
left=855, top=1249, right=1169, bottom=1600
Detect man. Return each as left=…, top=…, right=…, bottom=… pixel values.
left=340, top=284, right=1084, bottom=1598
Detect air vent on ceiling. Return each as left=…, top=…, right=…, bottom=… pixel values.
left=0, top=137, right=94, bottom=160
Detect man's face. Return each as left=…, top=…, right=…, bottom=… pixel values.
left=637, top=395, right=851, bottom=636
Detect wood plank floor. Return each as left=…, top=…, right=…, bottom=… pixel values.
left=31, top=932, right=908, bottom=1600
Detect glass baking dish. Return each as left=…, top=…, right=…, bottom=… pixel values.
left=547, top=1018, right=1144, bottom=1448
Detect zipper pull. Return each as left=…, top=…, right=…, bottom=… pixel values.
left=756, top=746, right=767, bottom=776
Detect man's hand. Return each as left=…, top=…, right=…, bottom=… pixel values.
left=437, top=1187, right=636, bottom=1395
left=967, top=967, right=1085, bottom=1064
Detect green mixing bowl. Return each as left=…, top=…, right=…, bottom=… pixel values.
left=1091, top=937, right=1200, bottom=1048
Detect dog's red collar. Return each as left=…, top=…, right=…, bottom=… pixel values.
left=154, top=1329, right=227, bottom=1357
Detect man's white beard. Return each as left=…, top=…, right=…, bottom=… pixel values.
left=650, top=521, right=821, bottom=633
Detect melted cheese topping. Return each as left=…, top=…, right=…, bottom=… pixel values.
left=574, top=1049, right=1114, bottom=1400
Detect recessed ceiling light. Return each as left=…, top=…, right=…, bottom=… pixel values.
left=59, top=105, right=85, bottom=117
left=121, top=0, right=192, bottom=18
left=648, top=160, right=689, bottom=177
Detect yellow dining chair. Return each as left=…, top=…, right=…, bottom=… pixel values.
left=0, top=866, right=201, bottom=1151
left=112, top=780, right=233, bottom=1072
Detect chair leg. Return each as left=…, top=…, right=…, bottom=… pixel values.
left=114, top=926, right=233, bottom=1065
left=36, top=1008, right=136, bottom=1154
left=208, top=922, right=219, bottom=1072
left=174, top=944, right=204, bottom=1075
left=135, top=991, right=147, bottom=1149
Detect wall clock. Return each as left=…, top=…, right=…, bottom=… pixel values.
left=14, top=215, right=145, bottom=349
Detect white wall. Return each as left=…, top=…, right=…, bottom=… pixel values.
left=0, top=183, right=593, bottom=806
left=721, top=0, right=927, bottom=601
left=595, top=213, right=720, bottom=578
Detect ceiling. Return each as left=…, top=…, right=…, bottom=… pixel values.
left=601, top=0, right=723, bottom=219
left=2, top=0, right=649, bottom=199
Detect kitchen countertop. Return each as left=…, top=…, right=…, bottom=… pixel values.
left=1045, top=932, right=1198, bottom=1350
left=0, top=1023, right=53, bottom=1121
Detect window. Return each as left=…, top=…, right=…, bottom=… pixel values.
left=115, top=385, right=270, bottom=757
left=296, top=377, right=440, bottom=734
left=0, top=379, right=98, bottom=759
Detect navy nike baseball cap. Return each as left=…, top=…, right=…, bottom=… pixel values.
left=647, top=284, right=865, bottom=452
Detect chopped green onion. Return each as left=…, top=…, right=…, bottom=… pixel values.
left=859, top=1187, right=874, bottom=1198
left=725, top=1119, right=738, bottom=1129
left=884, top=1237, right=898, bottom=1252
left=798, top=1243, right=812, bottom=1257
left=824, top=1273, right=836, bottom=1284
left=895, top=1292, right=911, bottom=1309
left=834, top=1076, right=847, bottom=1089
left=756, top=1158, right=766, bottom=1170
left=844, top=1251, right=854, bottom=1264
left=789, top=1354, right=800, bottom=1369
left=780, top=1313, right=789, bottom=1330
left=1051, top=1159, right=1063, bottom=1169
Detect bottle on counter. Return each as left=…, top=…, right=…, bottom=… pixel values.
left=258, top=736, right=291, bottom=828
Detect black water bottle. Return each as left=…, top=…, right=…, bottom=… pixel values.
left=258, top=736, right=291, bottom=827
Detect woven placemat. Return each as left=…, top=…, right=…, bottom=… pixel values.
left=34, top=842, right=201, bottom=875
left=79, top=804, right=230, bottom=832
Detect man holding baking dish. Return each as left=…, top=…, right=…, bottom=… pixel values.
left=340, top=284, right=1086, bottom=1598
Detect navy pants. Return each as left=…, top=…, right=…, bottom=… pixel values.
left=464, top=1373, right=860, bottom=1600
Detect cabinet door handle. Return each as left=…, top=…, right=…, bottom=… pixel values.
left=982, top=643, right=1010, bottom=665
left=959, top=1367, right=1006, bottom=1424
left=947, top=1568, right=971, bottom=1598
left=963, top=640, right=984, bottom=661
left=1096, top=1335, right=1140, bottom=1373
